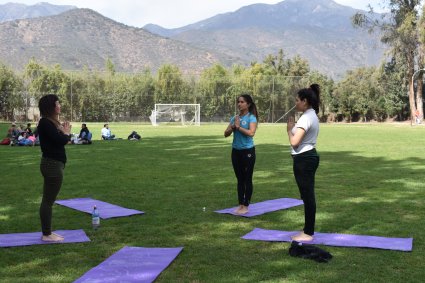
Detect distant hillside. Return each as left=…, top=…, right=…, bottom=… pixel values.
left=144, top=0, right=387, bottom=78
left=0, top=8, right=240, bottom=73
left=0, top=2, right=76, bottom=22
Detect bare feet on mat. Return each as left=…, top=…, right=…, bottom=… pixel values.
left=236, top=206, right=249, bottom=215
left=291, top=232, right=313, bottom=242
left=233, top=205, right=243, bottom=213
left=42, top=233, right=64, bottom=242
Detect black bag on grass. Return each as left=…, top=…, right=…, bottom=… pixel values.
left=289, top=241, right=333, bottom=263
left=127, top=131, right=141, bottom=140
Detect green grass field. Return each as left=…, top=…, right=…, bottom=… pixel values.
left=0, top=122, right=424, bottom=282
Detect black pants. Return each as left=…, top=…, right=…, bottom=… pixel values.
left=40, top=157, right=64, bottom=236
left=232, top=147, right=256, bottom=206
left=293, top=149, right=319, bottom=236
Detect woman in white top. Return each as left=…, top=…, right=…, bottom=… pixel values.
left=286, top=84, right=320, bottom=242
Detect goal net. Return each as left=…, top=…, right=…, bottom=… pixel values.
left=150, top=104, right=201, bottom=126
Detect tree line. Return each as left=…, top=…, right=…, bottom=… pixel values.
left=1, top=1, right=424, bottom=123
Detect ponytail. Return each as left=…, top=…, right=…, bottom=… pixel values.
left=309, top=84, right=320, bottom=114
left=297, top=84, right=320, bottom=114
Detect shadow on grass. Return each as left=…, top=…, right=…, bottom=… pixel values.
left=0, top=134, right=424, bottom=282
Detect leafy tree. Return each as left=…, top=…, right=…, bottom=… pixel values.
left=128, top=70, right=155, bottom=119
left=377, top=58, right=408, bottom=120
left=24, top=60, right=71, bottom=119
left=353, top=0, right=423, bottom=122
left=155, top=64, right=184, bottom=104
left=78, top=70, right=108, bottom=122
left=198, top=64, right=232, bottom=119
left=0, top=62, right=23, bottom=120
left=334, top=67, right=382, bottom=121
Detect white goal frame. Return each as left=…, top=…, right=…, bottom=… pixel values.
left=150, top=104, right=201, bottom=126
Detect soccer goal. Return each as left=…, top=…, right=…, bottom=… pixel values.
left=150, top=104, right=201, bottom=126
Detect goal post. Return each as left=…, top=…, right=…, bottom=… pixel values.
left=150, top=104, right=201, bottom=126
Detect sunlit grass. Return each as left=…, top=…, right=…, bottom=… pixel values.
left=0, top=122, right=424, bottom=282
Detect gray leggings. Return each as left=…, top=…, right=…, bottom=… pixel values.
left=40, top=157, right=64, bottom=236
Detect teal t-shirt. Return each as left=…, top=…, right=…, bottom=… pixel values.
left=230, top=113, right=257, bottom=150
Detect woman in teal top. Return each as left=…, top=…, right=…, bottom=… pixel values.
left=224, top=94, right=258, bottom=215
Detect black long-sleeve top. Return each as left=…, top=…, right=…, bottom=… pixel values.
left=38, top=118, right=70, bottom=163
left=79, top=127, right=89, bottom=138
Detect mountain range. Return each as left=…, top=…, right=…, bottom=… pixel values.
left=144, top=0, right=386, bottom=78
left=0, top=0, right=387, bottom=78
left=0, top=8, right=237, bottom=74
left=0, top=2, right=76, bottom=22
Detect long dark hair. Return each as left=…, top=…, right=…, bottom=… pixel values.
left=38, top=94, right=63, bottom=130
left=38, top=94, right=59, bottom=118
left=298, top=84, right=321, bottom=114
left=239, top=94, right=259, bottom=120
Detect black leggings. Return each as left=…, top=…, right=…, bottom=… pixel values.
left=293, top=150, right=319, bottom=236
left=232, top=147, right=256, bottom=206
left=40, top=157, right=64, bottom=236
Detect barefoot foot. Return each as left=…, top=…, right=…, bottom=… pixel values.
left=291, top=232, right=313, bottom=242
left=236, top=206, right=249, bottom=215
left=42, top=233, right=64, bottom=242
left=233, top=205, right=243, bottom=214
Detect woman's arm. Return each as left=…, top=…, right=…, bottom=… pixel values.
left=236, top=122, right=257, bottom=137
left=224, top=124, right=234, bottom=137
left=286, top=117, right=305, bottom=147
left=41, top=119, right=71, bottom=145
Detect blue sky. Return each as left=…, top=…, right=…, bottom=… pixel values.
left=0, top=0, right=387, bottom=28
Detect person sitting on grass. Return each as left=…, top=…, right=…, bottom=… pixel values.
left=25, top=123, right=33, bottom=136
left=79, top=123, right=92, bottom=144
left=0, top=126, right=13, bottom=145
left=17, top=131, right=28, bottom=146
left=17, top=131, right=35, bottom=146
left=8, top=123, right=20, bottom=145
left=101, top=123, right=116, bottom=140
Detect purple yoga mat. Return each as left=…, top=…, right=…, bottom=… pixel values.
left=242, top=228, right=413, bottom=251
left=56, top=198, right=144, bottom=219
left=0, top=229, right=90, bottom=248
left=215, top=198, right=303, bottom=217
left=74, top=246, right=183, bottom=283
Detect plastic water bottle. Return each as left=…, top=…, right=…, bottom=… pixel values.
left=92, top=205, right=100, bottom=230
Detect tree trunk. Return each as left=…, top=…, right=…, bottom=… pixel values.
left=408, top=50, right=416, bottom=124
left=416, top=49, right=424, bottom=123
left=416, top=73, right=423, bottom=122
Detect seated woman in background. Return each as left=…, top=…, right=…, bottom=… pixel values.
left=25, top=123, right=33, bottom=136
left=79, top=123, right=92, bottom=144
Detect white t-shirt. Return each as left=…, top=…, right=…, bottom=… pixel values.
left=101, top=127, right=111, bottom=137
left=290, top=108, right=319, bottom=155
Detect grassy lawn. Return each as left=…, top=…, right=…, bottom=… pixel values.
left=0, top=122, right=424, bottom=282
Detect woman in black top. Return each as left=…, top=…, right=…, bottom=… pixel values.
left=79, top=123, right=89, bottom=139
left=37, top=94, right=71, bottom=242
left=25, top=123, right=33, bottom=135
